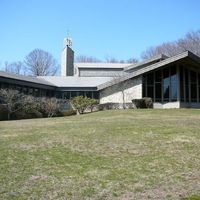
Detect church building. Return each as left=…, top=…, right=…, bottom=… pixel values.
left=1, top=38, right=200, bottom=108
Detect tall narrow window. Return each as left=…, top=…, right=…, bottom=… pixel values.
left=170, top=66, right=177, bottom=101
left=77, top=91, right=85, bottom=96
left=163, top=67, right=170, bottom=101
left=185, top=69, right=189, bottom=102
left=85, top=91, right=92, bottom=98
left=190, top=70, right=197, bottom=102
left=180, top=66, right=184, bottom=102
left=93, top=91, right=99, bottom=99
left=155, top=70, right=162, bottom=102
left=146, top=72, right=154, bottom=99
left=142, top=75, right=146, bottom=97
left=63, top=91, right=70, bottom=99
left=70, top=91, right=77, bottom=98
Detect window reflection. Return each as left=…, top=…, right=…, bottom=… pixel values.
left=144, top=65, right=200, bottom=103
left=163, top=67, right=170, bottom=101
left=143, top=65, right=178, bottom=102
left=171, top=66, right=177, bottom=101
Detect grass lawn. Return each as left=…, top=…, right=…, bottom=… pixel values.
left=0, top=109, right=200, bottom=200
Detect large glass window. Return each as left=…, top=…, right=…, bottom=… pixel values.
left=146, top=73, right=154, bottom=99
left=180, top=67, right=184, bottom=102
left=147, top=73, right=154, bottom=85
left=190, top=71, right=197, bottom=102
left=163, top=67, right=170, bottom=101
left=142, top=76, right=146, bottom=97
left=63, top=91, right=71, bottom=99
left=28, top=88, right=34, bottom=95
left=170, top=66, right=177, bottom=101
left=34, top=88, right=40, bottom=97
left=77, top=91, right=85, bottom=96
left=155, top=70, right=162, bottom=102
left=143, top=65, right=200, bottom=103
left=143, top=65, right=178, bottom=103
left=185, top=69, right=189, bottom=102
left=178, top=67, right=200, bottom=103
left=93, top=91, right=99, bottom=99
left=70, top=91, right=77, bottom=98
left=85, top=91, right=92, bottom=98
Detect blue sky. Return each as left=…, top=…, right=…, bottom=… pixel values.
left=0, top=0, right=200, bottom=66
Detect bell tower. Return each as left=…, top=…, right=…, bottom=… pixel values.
left=61, top=37, right=74, bottom=76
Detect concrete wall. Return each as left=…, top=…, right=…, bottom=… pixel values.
left=99, top=76, right=142, bottom=104
left=79, top=68, right=124, bottom=77
left=153, top=102, right=180, bottom=109
left=61, top=48, right=67, bottom=76
left=153, top=102, right=200, bottom=108
left=61, top=46, right=74, bottom=76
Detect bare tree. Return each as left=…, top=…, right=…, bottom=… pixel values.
left=105, top=56, right=119, bottom=63
left=126, top=58, right=138, bottom=63
left=3, top=61, right=24, bottom=75
left=105, top=56, right=138, bottom=64
left=177, top=30, right=200, bottom=56
left=40, top=97, right=60, bottom=117
left=141, top=42, right=182, bottom=59
left=0, top=89, right=26, bottom=120
left=141, top=30, right=200, bottom=59
left=76, top=55, right=102, bottom=63
left=76, top=55, right=138, bottom=64
left=24, top=49, right=58, bottom=76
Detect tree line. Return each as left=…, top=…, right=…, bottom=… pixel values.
left=141, top=30, right=200, bottom=59
left=75, top=55, right=138, bottom=64
left=76, top=30, right=200, bottom=63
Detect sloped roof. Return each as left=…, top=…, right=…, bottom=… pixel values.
left=97, top=51, right=200, bottom=90
left=74, top=62, right=132, bottom=69
left=0, top=70, right=55, bottom=86
left=38, top=76, right=114, bottom=88
left=124, top=54, right=168, bottom=72
left=2, top=51, right=200, bottom=91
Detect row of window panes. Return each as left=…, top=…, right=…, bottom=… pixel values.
left=58, top=91, right=99, bottom=100
left=180, top=67, right=200, bottom=102
left=142, top=65, right=177, bottom=102
left=0, top=83, right=53, bottom=97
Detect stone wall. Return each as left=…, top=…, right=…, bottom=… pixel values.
left=99, top=76, right=142, bottom=104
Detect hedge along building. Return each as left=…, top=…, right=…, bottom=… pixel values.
left=1, top=38, right=200, bottom=108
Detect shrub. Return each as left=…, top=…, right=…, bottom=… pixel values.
left=0, top=89, right=24, bottom=120
left=132, top=97, right=153, bottom=108
left=38, top=97, right=61, bottom=117
left=144, top=97, right=153, bottom=108
left=0, top=89, right=40, bottom=120
left=0, top=89, right=65, bottom=120
left=70, top=96, right=98, bottom=114
left=88, top=98, right=98, bottom=112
